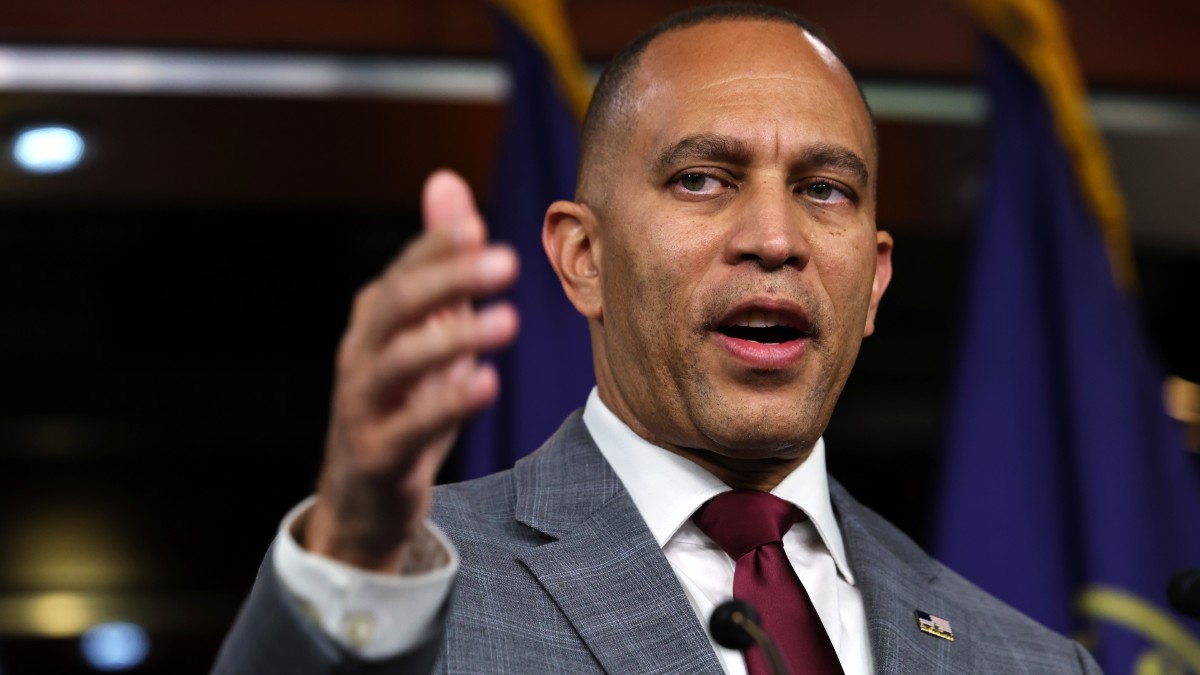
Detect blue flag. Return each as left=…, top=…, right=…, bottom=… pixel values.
left=458, top=3, right=594, bottom=479
left=935, top=21, right=1200, bottom=674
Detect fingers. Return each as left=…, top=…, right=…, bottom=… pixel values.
left=370, top=302, right=518, bottom=401
left=339, top=169, right=516, bottom=417
left=422, top=169, right=486, bottom=249
left=345, top=171, right=518, bottom=354
left=378, top=357, right=501, bottom=465
left=352, top=243, right=519, bottom=353
left=310, top=170, right=517, bottom=568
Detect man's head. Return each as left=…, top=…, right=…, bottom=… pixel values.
left=577, top=4, right=876, bottom=210
left=542, top=4, right=893, bottom=488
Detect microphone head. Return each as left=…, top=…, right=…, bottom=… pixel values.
left=1168, top=568, right=1200, bottom=619
left=710, top=600, right=761, bottom=650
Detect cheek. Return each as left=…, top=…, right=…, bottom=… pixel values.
left=601, top=239, right=666, bottom=339
left=810, top=232, right=878, bottom=326
left=609, top=213, right=712, bottom=302
left=601, top=227, right=712, bottom=374
left=598, top=236, right=695, bottom=414
left=608, top=248, right=680, bottom=335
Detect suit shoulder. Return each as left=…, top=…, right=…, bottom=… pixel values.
left=830, top=480, right=1101, bottom=673
left=431, top=469, right=551, bottom=556
left=432, top=470, right=517, bottom=529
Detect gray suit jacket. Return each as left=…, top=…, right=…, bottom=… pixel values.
left=213, top=411, right=1102, bottom=674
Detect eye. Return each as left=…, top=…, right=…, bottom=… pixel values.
left=801, top=180, right=852, bottom=204
left=675, top=172, right=723, bottom=194
left=669, top=170, right=734, bottom=200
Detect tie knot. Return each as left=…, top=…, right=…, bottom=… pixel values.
left=692, top=491, right=801, bottom=560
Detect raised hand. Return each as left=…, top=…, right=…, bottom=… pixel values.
left=304, top=170, right=519, bottom=571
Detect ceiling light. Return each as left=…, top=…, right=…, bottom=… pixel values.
left=12, top=124, right=86, bottom=174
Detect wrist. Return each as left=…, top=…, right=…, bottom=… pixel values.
left=300, top=501, right=449, bottom=574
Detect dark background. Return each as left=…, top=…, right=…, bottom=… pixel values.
left=1, top=1, right=1198, bottom=672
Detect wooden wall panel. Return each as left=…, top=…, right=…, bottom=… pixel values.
left=1, top=0, right=1198, bottom=89
left=0, top=94, right=504, bottom=209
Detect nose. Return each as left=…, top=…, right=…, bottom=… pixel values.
left=723, top=180, right=810, bottom=270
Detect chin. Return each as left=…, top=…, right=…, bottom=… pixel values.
left=712, top=383, right=822, bottom=432
left=700, top=415, right=817, bottom=458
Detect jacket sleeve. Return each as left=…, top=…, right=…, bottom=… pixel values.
left=210, top=547, right=447, bottom=675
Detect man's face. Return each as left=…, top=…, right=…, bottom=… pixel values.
left=588, top=19, right=892, bottom=475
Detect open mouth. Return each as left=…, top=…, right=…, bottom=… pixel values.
left=716, top=310, right=807, bottom=344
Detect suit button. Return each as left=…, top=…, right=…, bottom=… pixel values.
left=295, top=598, right=322, bottom=626
left=341, top=612, right=376, bottom=648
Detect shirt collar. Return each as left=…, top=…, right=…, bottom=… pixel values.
left=581, top=387, right=856, bottom=585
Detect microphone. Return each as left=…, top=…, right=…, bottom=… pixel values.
left=710, top=600, right=791, bottom=675
left=1168, top=568, right=1200, bottom=620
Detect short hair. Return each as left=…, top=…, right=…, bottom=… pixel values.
left=576, top=3, right=875, bottom=205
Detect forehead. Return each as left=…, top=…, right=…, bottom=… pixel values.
left=629, top=19, right=874, bottom=166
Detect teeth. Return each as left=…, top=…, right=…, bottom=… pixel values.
left=730, top=310, right=788, bottom=328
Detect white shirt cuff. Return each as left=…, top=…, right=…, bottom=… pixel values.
left=272, top=496, right=458, bottom=660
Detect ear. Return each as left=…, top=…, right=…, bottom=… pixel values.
left=863, top=231, right=894, bottom=337
left=543, top=200, right=603, bottom=321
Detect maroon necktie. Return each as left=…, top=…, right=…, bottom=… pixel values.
left=693, top=491, right=844, bottom=675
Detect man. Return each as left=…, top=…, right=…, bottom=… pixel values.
left=214, top=5, right=1102, bottom=674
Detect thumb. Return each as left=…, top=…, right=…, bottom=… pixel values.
left=422, top=169, right=487, bottom=249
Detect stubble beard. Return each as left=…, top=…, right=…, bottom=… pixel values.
left=667, top=280, right=838, bottom=460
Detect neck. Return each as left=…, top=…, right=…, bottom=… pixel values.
left=592, top=376, right=818, bottom=492
left=662, top=444, right=814, bottom=492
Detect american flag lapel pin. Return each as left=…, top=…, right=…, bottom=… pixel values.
left=914, top=610, right=955, bottom=641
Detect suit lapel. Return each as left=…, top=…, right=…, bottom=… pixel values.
left=830, top=480, right=978, bottom=675
left=512, top=413, right=722, bottom=674
left=507, top=415, right=986, bottom=674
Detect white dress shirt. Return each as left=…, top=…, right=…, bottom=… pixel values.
left=275, top=387, right=873, bottom=673
left=582, top=388, right=873, bottom=675
left=274, top=497, right=458, bottom=658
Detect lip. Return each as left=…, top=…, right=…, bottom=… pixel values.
left=715, top=331, right=809, bottom=369
left=711, top=299, right=812, bottom=370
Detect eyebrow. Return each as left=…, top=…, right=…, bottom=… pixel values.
left=652, top=135, right=753, bottom=175
left=801, top=143, right=871, bottom=188
left=651, top=134, right=871, bottom=188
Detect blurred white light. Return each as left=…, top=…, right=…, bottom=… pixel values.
left=80, top=622, right=149, bottom=672
left=12, top=125, right=85, bottom=174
